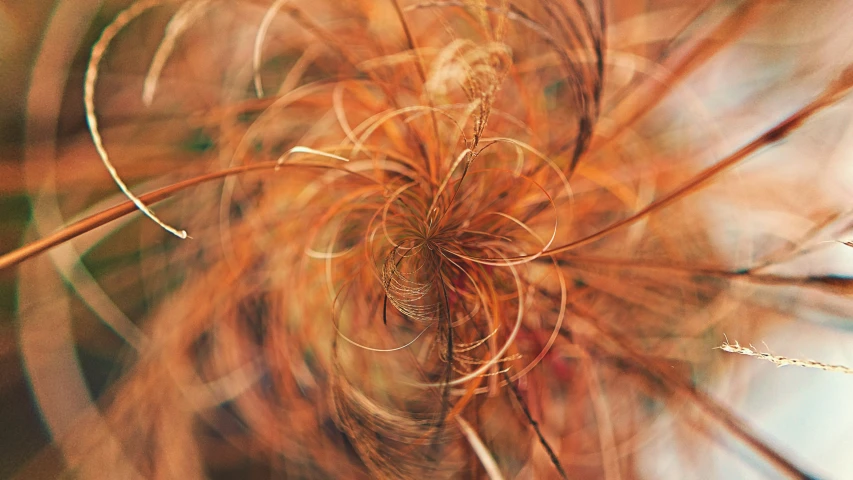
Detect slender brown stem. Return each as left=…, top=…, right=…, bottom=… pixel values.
left=552, top=256, right=853, bottom=293
left=0, top=161, right=350, bottom=271
left=540, top=70, right=853, bottom=257
left=503, top=371, right=569, bottom=480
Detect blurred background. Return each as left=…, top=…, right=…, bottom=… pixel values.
left=0, top=2, right=84, bottom=476
left=1, top=2, right=156, bottom=476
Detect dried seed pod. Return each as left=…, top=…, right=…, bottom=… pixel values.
left=6, top=1, right=853, bottom=479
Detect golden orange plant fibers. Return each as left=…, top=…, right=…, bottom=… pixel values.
left=9, top=0, right=853, bottom=479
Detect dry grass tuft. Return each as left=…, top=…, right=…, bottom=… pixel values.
left=7, top=0, right=853, bottom=478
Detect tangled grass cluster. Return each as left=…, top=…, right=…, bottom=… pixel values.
left=8, top=0, right=853, bottom=478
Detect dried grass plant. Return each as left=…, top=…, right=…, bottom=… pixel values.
left=6, top=0, right=853, bottom=478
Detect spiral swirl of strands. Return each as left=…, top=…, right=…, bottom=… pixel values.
left=12, top=0, right=853, bottom=479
